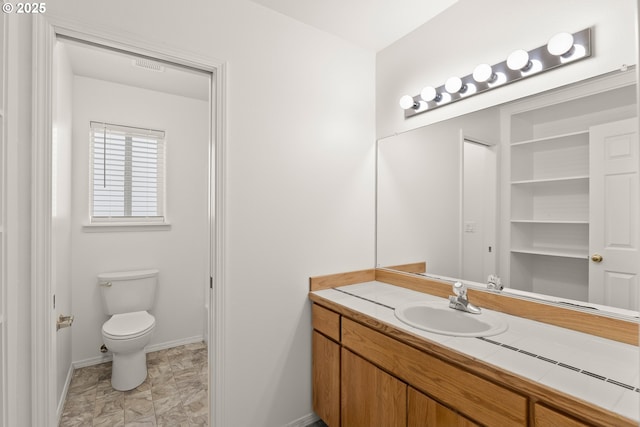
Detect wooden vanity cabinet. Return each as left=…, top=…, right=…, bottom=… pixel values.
left=341, top=317, right=527, bottom=426
left=312, top=302, right=525, bottom=426
left=312, top=301, right=619, bottom=427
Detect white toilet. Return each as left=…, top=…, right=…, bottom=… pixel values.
left=98, top=269, right=158, bottom=391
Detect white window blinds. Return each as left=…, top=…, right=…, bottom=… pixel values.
left=90, top=122, right=166, bottom=222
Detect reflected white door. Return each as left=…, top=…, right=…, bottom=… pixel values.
left=589, top=118, right=639, bottom=309
left=462, top=139, right=497, bottom=283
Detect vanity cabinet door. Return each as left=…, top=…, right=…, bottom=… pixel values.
left=408, top=387, right=479, bottom=427
left=313, top=331, right=340, bottom=427
left=341, top=348, right=407, bottom=427
left=533, top=403, right=591, bottom=427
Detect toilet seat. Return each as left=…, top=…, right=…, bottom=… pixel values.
left=103, top=311, right=155, bottom=340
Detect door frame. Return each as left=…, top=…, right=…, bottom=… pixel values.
left=32, top=15, right=227, bottom=426
left=460, top=135, right=498, bottom=283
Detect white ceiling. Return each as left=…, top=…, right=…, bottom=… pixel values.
left=62, top=40, right=211, bottom=101
left=61, top=2, right=457, bottom=96
left=249, top=0, right=459, bottom=51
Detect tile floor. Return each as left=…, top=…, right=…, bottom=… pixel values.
left=59, top=341, right=208, bottom=426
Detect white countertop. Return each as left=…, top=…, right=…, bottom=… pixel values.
left=312, top=281, right=640, bottom=422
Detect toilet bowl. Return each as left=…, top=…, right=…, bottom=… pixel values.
left=98, top=269, right=158, bottom=391
left=102, top=311, right=156, bottom=390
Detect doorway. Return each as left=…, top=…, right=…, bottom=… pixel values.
left=56, top=37, right=210, bottom=424
left=32, top=16, right=226, bottom=427
left=462, top=137, right=497, bottom=283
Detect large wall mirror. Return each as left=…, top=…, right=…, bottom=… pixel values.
left=377, top=68, right=638, bottom=319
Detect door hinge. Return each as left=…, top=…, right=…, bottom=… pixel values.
left=210, top=276, right=213, bottom=289
left=53, top=294, right=56, bottom=309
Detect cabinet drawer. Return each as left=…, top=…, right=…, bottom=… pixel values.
left=342, top=318, right=527, bottom=427
left=313, top=304, right=341, bottom=342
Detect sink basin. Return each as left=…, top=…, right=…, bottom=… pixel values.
left=394, top=301, right=508, bottom=337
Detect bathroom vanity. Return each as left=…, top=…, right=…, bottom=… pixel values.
left=309, top=269, right=639, bottom=427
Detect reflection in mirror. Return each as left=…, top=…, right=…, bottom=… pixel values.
left=462, top=138, right=497, bottom=283
left=377, top=107, right=499, bottom=277
left=377, top=69, right=638, bottom=318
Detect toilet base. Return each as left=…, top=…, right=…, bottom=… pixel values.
left=111, top=349, right=147, bottom=391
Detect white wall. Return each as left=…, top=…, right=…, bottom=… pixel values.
left=38, top=1, right=376, bottom=426
left=377, top=0, right=638, bottom=138
left=52, top=41, right=74, bottom=412
left=70, top=76, right=209, bottom=364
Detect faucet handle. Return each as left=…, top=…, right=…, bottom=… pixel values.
left=487, top=274, right=503, bottom=291
left=453, top=281, right=466, bottom=298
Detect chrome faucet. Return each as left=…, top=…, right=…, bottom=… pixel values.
left=487, top=274, right=503, bottom=292
left=449, top=282, right=481, bottom=314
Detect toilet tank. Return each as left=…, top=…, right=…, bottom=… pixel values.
left=98, top=269, right=158, bottom=315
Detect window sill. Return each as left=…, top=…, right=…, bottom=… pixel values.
left=82, top=222, right=172, bottom=233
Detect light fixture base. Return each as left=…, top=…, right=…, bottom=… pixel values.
left=403, top=27, right=592, bottom=119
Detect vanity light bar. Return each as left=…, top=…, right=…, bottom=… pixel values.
left=400, top=28, right=592, bottom=119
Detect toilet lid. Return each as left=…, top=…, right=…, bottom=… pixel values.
left=103, top=311, right=155, bottom=339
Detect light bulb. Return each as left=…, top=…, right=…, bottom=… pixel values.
left=445, top=76, right=465, bottom=94
left=399, top=95, right=417, bottom=110
left=420, top=86, right=440, bottom=102
left=472, top=63, right=495, bottom=83
left=547, top=32, right=574, bottom=57
left=507, top=49, right=531, bottom=71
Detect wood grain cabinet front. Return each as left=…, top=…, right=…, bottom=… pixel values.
left=313, top=303, right=341, bottom=341
left=408, top=387, right=479, bottom=427
left=341, top=348, right=406, bottom=427
left=534, top=403, right=593, bottom=427
left=312, top=330, right=340, bottom=427
left=341, top=317, right=527, bottom=426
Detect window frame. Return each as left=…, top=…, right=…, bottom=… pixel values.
left=88, top=121, right=168, bottom=227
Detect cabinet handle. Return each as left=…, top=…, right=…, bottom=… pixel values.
left=591, top=254, right=603, bottom=263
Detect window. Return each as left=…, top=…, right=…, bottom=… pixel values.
left=90, top=122, right=166, bottom=223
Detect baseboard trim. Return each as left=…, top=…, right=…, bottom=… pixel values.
left=72, top=335, right=205, bottom=369
left=285, top=412, right=320, bottom=427
left=73, top=354, right=112, bottom=369
left=56, top=364, right=74, bottom=423
left=145, top=335, right=204, bottom=353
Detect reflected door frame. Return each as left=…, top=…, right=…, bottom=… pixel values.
left=461, top=134, right=498, bottom=284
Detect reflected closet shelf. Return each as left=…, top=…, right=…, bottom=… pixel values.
left=511, top=130, right=589, bottom=147
left=511, top=219, right=589, bottom=224
left=511, top=247, right=589, bottom=259
left=511, top=175, right=589, bottom=185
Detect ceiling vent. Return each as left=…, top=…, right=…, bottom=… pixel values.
left=132, top=58, right=165, bottom=73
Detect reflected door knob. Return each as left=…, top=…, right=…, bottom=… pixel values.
left=591, top=254, right=603, bottom=263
